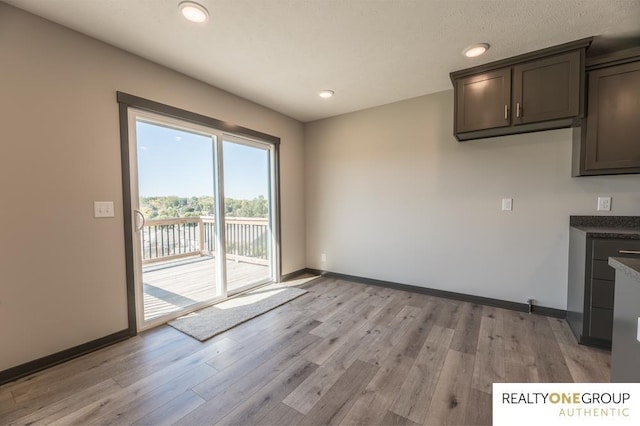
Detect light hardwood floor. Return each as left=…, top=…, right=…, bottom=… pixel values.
left=0, top=276, right=610, bottom=425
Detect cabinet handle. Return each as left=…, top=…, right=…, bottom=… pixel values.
left=516, top=102, right=521, bottom=118
left=619, top=250, right=640, bottom=255
left=504, top=105, right=508, bottom=120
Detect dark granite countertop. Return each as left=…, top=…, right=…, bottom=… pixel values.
left=571, top=227, right=640, bottom=239
left=570, top=216, right=640, bottom=240
left=609, top=257, right=640, bottom=282
left=570, top=215, right=640, bottom=228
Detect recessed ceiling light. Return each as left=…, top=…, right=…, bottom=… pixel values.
left=319, top=90, right=335, bottom=99
left=179, top=1, right=209, bottom=23
left=462, top=43, right=490, bottom=58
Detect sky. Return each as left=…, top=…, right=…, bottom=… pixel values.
left=136, top=120, right=269, bottom=200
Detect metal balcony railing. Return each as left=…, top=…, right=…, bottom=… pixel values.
left=140, top=216, right=269, bottom=265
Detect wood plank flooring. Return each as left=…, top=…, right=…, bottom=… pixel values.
left=0, top=276, right=610, bottom=425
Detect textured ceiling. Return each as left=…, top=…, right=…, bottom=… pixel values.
left=4, top=0, right=640, bottom=122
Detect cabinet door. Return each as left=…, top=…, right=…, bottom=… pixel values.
left=512, top=51, right=581, bottom=125
left=590, top=307, right=613, bottom=340
left=584, top=61, right=640, bottom=171
left=455, top=68, right=511, bottom=133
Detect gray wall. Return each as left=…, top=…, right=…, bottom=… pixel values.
left=3, top=1, right=640, bottom=376
left=305, top=91, right=640, bottom=310
left=0, top=4, right=305, bottom=371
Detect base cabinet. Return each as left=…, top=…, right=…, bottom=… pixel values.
left=567, top=232, right=640, bottom=347
left=610, top=259, right=640, bottom=383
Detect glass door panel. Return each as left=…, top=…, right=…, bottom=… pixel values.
left=134, top=118, right=222, bottom=323
left=126, top=106, right=279, bottom=331
left=222, top=138, right=274, bottom=294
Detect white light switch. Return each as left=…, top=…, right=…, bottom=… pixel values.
left=501, top=198, right=513, bottom=211
left=597, top=196, right=611, bottom=211
left=637, top=318, right=640, bottom=343
left=94, top=201, right=114, bottom=218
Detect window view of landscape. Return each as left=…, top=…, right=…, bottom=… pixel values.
left=138, top=195, right=268, bottom=219
left=135, top=119, right=273, bottom=321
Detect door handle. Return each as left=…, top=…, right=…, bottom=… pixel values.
left=134, top=209, right=145, bottom=232
left=504, top=104, right=508, bottom=120
left=516, top=102, right=521, bottom=118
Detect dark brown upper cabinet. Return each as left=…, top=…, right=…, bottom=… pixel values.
left=455, top=69, right=511, bottom=133
left=572, top=47, right=640, bottom=176
left=451, top=38, right=591, bottom=141
left=512, top=52, right=581, bottom=125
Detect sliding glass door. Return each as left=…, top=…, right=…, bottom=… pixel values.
left=127, top=109, right=277, bottom=330
left=222, top=137, right=274, bottom=294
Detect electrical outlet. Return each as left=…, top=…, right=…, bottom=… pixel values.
left=94, top=201, right=114, bottom=218
left=321, top=253, right=327, bottom=263
left=501, top=198, right=513, bottom=211
left=597, top=196, right=611, bottom=211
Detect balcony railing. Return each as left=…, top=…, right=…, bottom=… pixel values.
left=140, top=216, right=269, bottom=265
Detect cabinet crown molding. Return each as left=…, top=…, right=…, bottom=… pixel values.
left=586, top=46, right=640, bottom=71
left=450, top=37, right=593, bottom=82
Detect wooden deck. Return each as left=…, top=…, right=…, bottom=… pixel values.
left=143, top=256, right=270, bottom=321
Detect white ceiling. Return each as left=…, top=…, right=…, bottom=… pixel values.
left=5, top=0, right=640, bottom=122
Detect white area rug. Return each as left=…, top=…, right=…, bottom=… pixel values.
left=168, top=285, right=308, bottom=341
